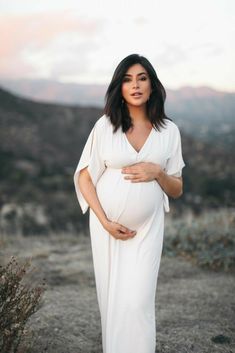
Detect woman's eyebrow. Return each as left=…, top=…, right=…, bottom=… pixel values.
left=124, top=72, right=148, bottom=77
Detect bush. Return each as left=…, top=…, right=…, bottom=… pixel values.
left=0, top=256, right=46, bottom=353
left=163, top=208, right=235, bottom=271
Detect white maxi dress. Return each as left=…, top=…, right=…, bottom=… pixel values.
left=73, top=114, right=185, bottom=353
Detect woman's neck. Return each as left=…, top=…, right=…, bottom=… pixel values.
left=127, top=104, right=150, bottom=125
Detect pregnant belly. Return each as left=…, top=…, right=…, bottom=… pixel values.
left=96, top=168, right=163, bottom=230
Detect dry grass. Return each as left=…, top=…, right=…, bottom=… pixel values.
left=0, top=210, right=234, bottom=352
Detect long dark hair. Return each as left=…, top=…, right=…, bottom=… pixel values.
left=103, top=53, right=171, bottom=133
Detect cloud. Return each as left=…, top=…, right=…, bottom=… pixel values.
left=153, top=44, right=188, bottom=68
left=49, top=40, right=101, bottom=80
left=0, top=10, right=103, bottom=78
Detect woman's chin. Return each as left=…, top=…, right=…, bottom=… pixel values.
left=126, top=100, right=148, bottom=108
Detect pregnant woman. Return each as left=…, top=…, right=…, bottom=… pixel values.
left=73, top=53, right=185, bottom=353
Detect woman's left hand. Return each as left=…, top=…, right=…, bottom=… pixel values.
left=121, top=162, right=162, bottom=183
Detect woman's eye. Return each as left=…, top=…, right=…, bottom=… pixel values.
left=122, top=76, right=147, bottom=82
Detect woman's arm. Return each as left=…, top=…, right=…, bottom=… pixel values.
left=78, top=167, right=108, bottom=226
left=155, top=167, right=183, bottom=199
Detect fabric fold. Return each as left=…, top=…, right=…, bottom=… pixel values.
left=73, top=120, right=106, bottom=214
left=165, top=124, right=185, bottom=178
left=163, top=192, right=170, bottom=213
left=163, top=123, right=186, bottom=213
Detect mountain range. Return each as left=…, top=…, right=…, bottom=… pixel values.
left=1, top=78, right=235, bottom=148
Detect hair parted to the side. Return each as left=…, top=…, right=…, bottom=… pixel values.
left=103, top=53, right=172, bottom=133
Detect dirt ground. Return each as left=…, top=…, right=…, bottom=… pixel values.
left=1, top=232, right=234, bottom=353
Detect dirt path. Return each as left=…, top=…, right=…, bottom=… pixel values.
left=1, top=233, right=234, bottom=353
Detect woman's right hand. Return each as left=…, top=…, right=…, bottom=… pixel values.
left=102, top=219, right=137, bottom=241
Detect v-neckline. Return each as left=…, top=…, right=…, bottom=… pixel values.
left=124, top=126, right=154, bottom=154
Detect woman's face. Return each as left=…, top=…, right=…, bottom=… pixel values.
left=121, top=63, right=152, bottom=107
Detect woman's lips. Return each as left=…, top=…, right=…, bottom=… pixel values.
left=131, top=92, right=142, bottom=97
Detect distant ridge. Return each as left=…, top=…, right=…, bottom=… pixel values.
left=0, top=79, right=107, bottom=107
left=0, top=78, right=234, bottom=107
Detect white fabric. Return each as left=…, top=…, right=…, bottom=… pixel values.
left=74, top=119, right=106, bottom=214
left=73, top=114, right=185, bottom=353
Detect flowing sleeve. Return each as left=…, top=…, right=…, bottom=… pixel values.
left=73, top=119, right=106, bottom=214
left=165, top=124, right=186, bottom=177
left=163, top=123, right=186, bottom=213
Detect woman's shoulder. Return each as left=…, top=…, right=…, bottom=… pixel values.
left=94, top=114, right=112, bottom=129
left=161, top=118, right=181, bottom=135
left=94, top=114, right=115, bottom=138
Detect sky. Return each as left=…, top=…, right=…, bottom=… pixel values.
left=0, top=0, right=235, bottom=92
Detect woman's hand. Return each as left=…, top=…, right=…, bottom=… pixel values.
left=102, top=219, right=137, bottom=241
left=121, top=162, right=161, bottom=182
left=121, top=161, right=183, bottom=198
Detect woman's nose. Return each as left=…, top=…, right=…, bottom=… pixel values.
left=132, top=79, right=139, bottom=88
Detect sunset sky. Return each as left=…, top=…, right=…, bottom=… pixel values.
left=0, top=0, right=234, bottom=92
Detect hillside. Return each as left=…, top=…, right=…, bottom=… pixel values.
left=0, top=87, right=234, bottom=234
left=1, top=79, right=235, bottom=149
left=165, top=86, right=235, bottom=149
